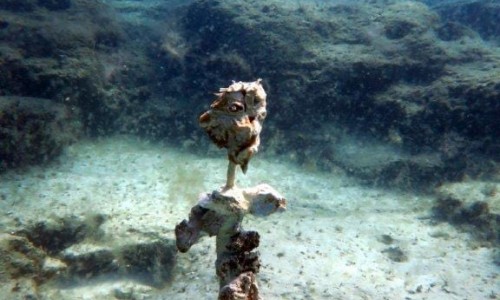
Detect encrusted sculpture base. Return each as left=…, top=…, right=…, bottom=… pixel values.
left=175, top=184, right=286, bottom=300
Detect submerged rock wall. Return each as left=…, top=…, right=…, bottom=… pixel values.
left=1, top=0, right=498, bottom=188
left=430, top=0, right=500, bottom=43
left=0, top=96, right=81, bottom=171
left=0, top=0, right=160, bottom=137
left=170, top=0, right=499, bottom=150
left=154, top=0, right=499, bottom=188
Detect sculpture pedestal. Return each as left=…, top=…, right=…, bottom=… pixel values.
left=175, top=184, right=286, bottom=300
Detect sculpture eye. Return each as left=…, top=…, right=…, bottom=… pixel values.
left=228, top=103, right=244, bottom=112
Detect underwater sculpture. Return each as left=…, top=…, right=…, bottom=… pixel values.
left=175, top=79, right=286, bottom=299
left=199, top=79, right=268, bottom=189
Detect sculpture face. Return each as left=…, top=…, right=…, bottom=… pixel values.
left=210, top=91, right=246, bottom=115
left=199, top=79, right=267, bottom=173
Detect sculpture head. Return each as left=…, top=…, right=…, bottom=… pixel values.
left=199, top=79, right=267, bottom=173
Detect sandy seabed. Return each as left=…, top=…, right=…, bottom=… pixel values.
left=0, top=136, right=497, bottom=299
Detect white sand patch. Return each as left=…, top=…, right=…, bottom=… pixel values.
left=0, top=136, right=497, bottom=299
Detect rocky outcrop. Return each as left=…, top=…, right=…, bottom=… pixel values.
left=0, top=96, right=81, bottom=171
left=0, top=214, right=177, bottom=299
left=1, top=0, right=498, bottom=186
left=0, top=0, right=156, bottom=139
left=149, top=0, right=498, bottom=188
left=430, top=0, right=500, bottom=42
left=432, top=180, right=499, bottom=247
